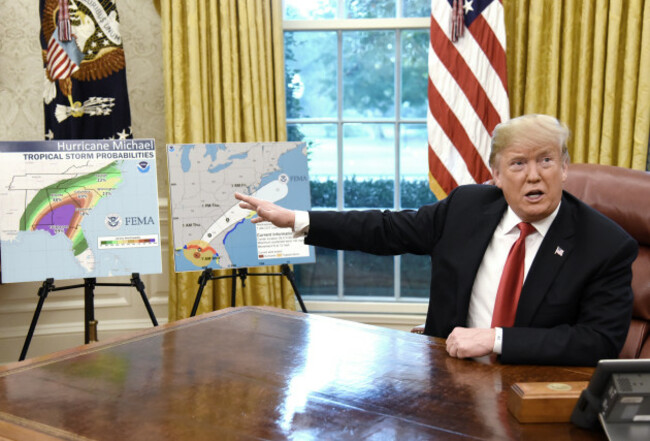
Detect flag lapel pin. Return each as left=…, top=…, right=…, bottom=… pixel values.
left=554, top=246, right=565, bottom=257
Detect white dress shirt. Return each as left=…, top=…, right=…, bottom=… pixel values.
left=468, top=204, right=560, bottom=353
left=293, top=210, right=310, bottom=237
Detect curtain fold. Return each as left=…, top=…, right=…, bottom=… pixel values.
left=160, top=0, right=294, bottom=321
left=504, top=0, right=650, bottom=169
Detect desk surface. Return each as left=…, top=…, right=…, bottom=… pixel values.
left=0, top=306, right=603, bottom=441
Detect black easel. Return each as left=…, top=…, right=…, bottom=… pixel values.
left=190, top=263, right=307, bottom=317
left=19, top=273, right=158, bottom=361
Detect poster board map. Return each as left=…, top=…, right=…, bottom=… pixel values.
left=166, top=141, right=315, bottom=272
left=0, top=140, right=162, bottom=283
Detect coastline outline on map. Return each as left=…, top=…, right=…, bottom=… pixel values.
left=166, top=141, right=315, bottom=272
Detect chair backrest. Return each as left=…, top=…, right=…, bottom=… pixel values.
left=563, top=163, right=650, bottom=358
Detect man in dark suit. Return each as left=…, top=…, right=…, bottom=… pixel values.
left=236, top=114, right=637, bottom=366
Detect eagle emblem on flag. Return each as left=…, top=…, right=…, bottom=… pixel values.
left=40, top=0, right=132, bottom=140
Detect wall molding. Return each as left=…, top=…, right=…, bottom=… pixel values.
left=303, top=300, right=427, bottom=332
left=1, top=317, right=168, bottom=340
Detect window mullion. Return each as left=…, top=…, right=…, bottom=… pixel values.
left=337, top=28, right=344, bottom=300
left=395, top=31, right=402, bottom=210
left=337, top=29, right=344, bottom=212
left=394, top=29, right=402, bottom=301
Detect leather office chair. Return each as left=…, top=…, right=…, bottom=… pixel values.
left=411, top=163, right=650, bottom=359
left=563, top=163, right=650, bottom=359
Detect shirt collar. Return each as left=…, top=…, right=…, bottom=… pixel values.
left=501, top=202, right=561, bottom=238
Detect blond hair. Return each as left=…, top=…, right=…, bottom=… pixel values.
left=489, top=114, right=570, bottom=167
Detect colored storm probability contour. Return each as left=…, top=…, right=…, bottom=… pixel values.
left=19, top=161, right=123, bottom=257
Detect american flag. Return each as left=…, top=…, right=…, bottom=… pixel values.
left=45, top=33, right=81, bottom=80
left=427, top=0, right=510, bottom=199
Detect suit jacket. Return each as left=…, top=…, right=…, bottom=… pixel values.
left=305, top=184, right=638, bottom=366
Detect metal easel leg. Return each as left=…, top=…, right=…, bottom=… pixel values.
left=19, top=279, right=55, bottom=361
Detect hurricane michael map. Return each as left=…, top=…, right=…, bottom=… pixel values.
left=166, top=141, right=315, bottom=272
left=0, top=140, right=162, bottom=283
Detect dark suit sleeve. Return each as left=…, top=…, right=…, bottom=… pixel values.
left=304, top=203, right=446, bottom=256
left=500, top=234, right=637, bottom=366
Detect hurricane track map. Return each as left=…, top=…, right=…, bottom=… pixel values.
left=166, top=141, right=314, bottom=272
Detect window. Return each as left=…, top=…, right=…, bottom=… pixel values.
left=284, top=0, right=434, bottom=301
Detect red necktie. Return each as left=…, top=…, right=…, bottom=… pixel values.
left=491, top=222, right=536, bottom=328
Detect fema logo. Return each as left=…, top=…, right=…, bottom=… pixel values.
left=105, top=214, right=122, bottom=230
left=137, top=161, right=151, bottom=173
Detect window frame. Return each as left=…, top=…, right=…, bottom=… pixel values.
left=284, top=8, right=431, bottom=307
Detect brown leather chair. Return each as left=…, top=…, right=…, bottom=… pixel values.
left=563, top=163, right=650, bottom=358
left=411, top=163, right=650, bottom=359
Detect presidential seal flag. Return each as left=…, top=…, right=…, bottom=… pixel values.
left=40, top=0, right=133, bottom=140
left=427, top=0, right=510, bottom=199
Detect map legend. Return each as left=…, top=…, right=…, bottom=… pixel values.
left=98, top=235, right=160, bottom=249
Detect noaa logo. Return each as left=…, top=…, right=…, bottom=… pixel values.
left=168, top=146, right=175, bottom=152
left=137, top=161, right=151, bottom=173
left=105, top=214, right=122, bottom=230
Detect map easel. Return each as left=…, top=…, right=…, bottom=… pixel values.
left=190, top=264, right=307, bottom=317
left=19, top=273, right=158, bottom=361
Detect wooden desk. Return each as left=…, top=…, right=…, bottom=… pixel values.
left=0, top=306, right=604, bottom=440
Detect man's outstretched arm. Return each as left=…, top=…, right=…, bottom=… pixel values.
left=235, top=192, right=296, bottom=229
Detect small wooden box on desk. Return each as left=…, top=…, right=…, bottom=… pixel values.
left=507, top=381, right=588, bottom=423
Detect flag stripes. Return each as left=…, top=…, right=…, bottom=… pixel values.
left=466, top=15, right=507, bottom=90
left=428, top=0, right=510, bottom=199
left=46, top=35, right=79, bottom=80
left=429, top=15, right=502, bottom=136
left=428, top=76, right=489, bottom=185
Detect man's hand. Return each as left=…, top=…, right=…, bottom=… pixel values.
left=235, top=192, right=296, bottom=229
left=445, top=327, right=496, bottom=359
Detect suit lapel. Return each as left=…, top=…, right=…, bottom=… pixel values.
left=514, top=196, right=576, bottom=326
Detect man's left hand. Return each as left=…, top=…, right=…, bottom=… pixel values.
left=446, top=327, right=495, bottom=359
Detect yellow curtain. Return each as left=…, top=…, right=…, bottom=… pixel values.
left=159, top=0, right=296, bottom=321
left=504, top=0, right=650, bottom=169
